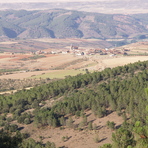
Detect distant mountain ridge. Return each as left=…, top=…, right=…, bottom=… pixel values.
left=0, top=9, right=148, bottom=40
left=0, top=1, right=148, bottom=14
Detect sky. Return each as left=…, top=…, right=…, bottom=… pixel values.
left=0, top=0, right=118, bottom=3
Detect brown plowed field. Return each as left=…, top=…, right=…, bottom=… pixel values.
left=0, top=51, right=147, bottom=80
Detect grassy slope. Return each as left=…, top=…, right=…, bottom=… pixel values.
left=32, top=69, right=86, bottom=79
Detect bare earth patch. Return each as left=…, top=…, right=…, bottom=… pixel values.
left=21, top=110, right=123, bottom=148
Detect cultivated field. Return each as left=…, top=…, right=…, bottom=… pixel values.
left=101, top=56, right=148, bottom=68
left=122, top=42, right=148, bottom=54
left=0, top=52, right=147, bottom=80
left=0, top=53, right=82, bottom=71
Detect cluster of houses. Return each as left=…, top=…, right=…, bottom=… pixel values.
left=34, top=45, right=129, bottom=56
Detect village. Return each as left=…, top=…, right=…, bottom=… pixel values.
left=0, top=43, right=131, bottom=77
left=35, top=45, right=129, bottom=57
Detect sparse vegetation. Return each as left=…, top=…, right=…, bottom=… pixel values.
left=0, top=78, right=51, bottom=92
left=0, top=69, right=21, bottom=73
left=21, top=55, right=46, bottom=61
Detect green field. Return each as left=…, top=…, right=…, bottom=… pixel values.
left=32, top=70, right=86, bottom=79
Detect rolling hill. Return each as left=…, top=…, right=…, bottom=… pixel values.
left=0, top=60, right=148, bottom=147
left=0, top=9, right=148, bottom=41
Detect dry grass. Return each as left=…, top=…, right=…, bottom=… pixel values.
left=0, top=70, right=82, bottom=80
left=32, top=70, right=85, bottom=79
left=0, top=41, right=18, bottom=44
left=20, top=110, right=123, bottom=148
left=122, top=42, right=148, bottom=53
left=101, top=56, right=148, bottom=68
left=0, top=53, right=82, bottom=76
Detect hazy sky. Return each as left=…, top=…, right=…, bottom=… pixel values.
left=0, top=0, right=118, bottom=3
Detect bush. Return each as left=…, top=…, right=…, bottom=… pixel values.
left=6, top=117, right=13, bottom=122
left=106, top=121, right=115, bottom=130
left=24, top=118, right=31, bottom=124
left=99, top=143, right=112, bottom=148
left=94, top=134, right=100, bottom=143
left=0, top=120, right=5, bottom=127
left=9, top=124, right=18, bottom=132
left=62, top=136, right=69, bottom=142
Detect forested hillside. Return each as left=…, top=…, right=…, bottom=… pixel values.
left=0, top=60, right=148, bottom=147
left=0, top=9, right=148, bottom=41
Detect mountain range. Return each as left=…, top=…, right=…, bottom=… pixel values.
left=0, top=9, right=148, bottom=40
